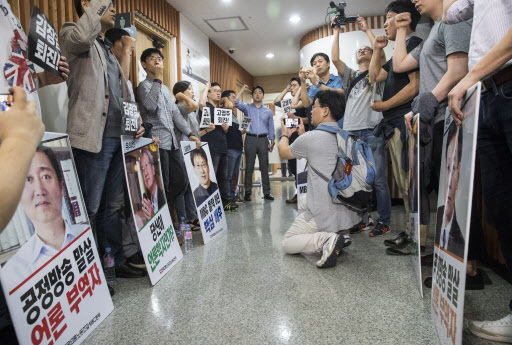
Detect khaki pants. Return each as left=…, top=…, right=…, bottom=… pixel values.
left=281, top=213, right=335, bottom=255
left=387, top=128, right=410, bottom=231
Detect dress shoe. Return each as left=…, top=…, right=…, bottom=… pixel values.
left=115, top=262, right=147, bottom=278
left=264, top=194, right=275, bottom=201
left=286, top=194, right=297, bottom=204
left=244, top=193, right=251, bottom=201
left=126, top=251, right=146, bottom=269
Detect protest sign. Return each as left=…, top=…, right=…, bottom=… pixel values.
left=213, top=108, right=233, bottom=126
left=0, top=133, right=113, bottom=345
left=121, top=137, right=183, bottom=285
left=240, top=116, right=252, bottom=131
left=280, top=98, right=296, bottom=114
left=181, top=142, right=227, bottom=244
left=121, top=100, right=140, bottom=136
left=409, top=115, right=422, bottom=297
left=296, top=159, right=308, bottom=210
left=431, top=82, right=481, bottom=345
left=27, top=6, right=61, bottom=76
left=199, top=107, right=211, bottom=128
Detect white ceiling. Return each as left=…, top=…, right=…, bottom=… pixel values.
left=168, top=0, right=393, bottom=77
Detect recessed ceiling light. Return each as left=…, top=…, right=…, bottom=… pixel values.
left=289, top=15, right=301, bottom=23
left=266, top=53, right=275, bottom=59
left=222, top=0, right=231, bottom=3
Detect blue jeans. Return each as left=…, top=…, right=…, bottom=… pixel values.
left=73, top=137, right=126, bottom=266
left=351, top=129, right=391, bottom=225
left=478, top=79, right=512, bottom=292
left=227, top=149, right=242, bottom=200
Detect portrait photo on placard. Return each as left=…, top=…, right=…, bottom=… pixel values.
left=184, top=144, right=218, bottom=208
left=435, top=121, right=465, bottom=259
left=124, top=143, right=166, bottom=229
left=0, top=138, right=89, bottom=293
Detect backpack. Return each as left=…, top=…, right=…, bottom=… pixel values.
left=309, top=125, right=376, bottom=213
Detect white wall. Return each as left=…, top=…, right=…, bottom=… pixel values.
left=39, top=82, right=68, bottom=133
left=180, top=14, right=209, bottom=62
left=300, top=29, right=394, bottom=73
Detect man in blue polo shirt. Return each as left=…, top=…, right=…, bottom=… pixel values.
left=236, top=85, right=275, bottom=201
left=298, top=52, right=344, bottom=129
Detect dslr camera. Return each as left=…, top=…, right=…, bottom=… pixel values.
left=328, top=1, right=358, bottom=28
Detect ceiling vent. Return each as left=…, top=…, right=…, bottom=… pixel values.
left=204, top=16, right=248, bottom=32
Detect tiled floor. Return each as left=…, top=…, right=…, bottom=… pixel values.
left=83, top=181, right=511, bottom=345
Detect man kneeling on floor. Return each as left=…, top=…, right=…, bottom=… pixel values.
left=278, top=90, right=360, bottom=268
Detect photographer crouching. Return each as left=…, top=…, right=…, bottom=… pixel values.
left=278, top=90, right=359, bottom=268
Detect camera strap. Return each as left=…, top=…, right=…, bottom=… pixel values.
left=345, top=70, right=369, bottom=100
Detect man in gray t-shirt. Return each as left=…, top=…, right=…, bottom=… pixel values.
left=392, top=6, right=471, bottom=237
left=278, top=90, right=359, bottom=269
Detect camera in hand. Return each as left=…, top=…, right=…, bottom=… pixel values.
left=284, top=118, right=300, bottom=128
left=0, top=94, right=14, bottom=112
left=328, top=1, right=358, bottom=28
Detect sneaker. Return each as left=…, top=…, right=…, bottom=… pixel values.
left=469, top=313, right=512, bottom=343
left=126, top=251, right=146, bottom=269
left=343, top=235, right=352, bottom=248
left=349, top=221, right=369, bottom=234
left=384, top=231, right=408, bottom=247
left=264, top=194, right=275, bottom=201
left=224, top=201, right=238, bottom=212
left=369, top=222, right=390, bottom=237
left=232, top=196, right=244, bottom=204
left=316, top=234, right=344, bottom=268
left=386, top=238, right=411, bottom=255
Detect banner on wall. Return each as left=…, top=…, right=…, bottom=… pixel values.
left=409, top=115, right=422, bottom=298
left=431, top=83, right=481, bottom=345
left=181, top=142, right=227, bottom=244
left=0, top=133, right=113, bottom=345
left=181, top=41, right=209, bottom=84
left=27, top=6, right=61, bottom=76
left=121, top=136, right=183, bottom=285
left=296, top=159, right=308, bottom=210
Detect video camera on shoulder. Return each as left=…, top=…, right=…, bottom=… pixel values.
left=328, top=1, right=358, bottom=28
left=283, top=118, right=300, bottom=128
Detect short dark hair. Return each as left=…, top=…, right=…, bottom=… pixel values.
left=290, top=77, right=301, bottom=86
left=445, top=121, right=463, bottom=164
left=172, top=81, right=191, bottom=97
left=140, top=48, right=164, bottom=64
left=75, top=0, right=115, bottom=18
left=385, top=0, right=421, bottom=31
left=190, top=147, right=208, bottom=166
left=209, top=82, right=221, bottom=93
left=252, top=85, right=264, bottom=95
left=105, top=28, right=130, bottom=46
left=36, top=145, right=63, bottom=183
left=310, top=53, right=330, bottom=67
left=221, top=90, right=235, bottom=98
left=315, top=90, right=345, bottom=121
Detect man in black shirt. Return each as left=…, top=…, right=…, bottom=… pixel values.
left=274, top=77, right=309, bottom=204
left=368, top=1, right=422, bottom=255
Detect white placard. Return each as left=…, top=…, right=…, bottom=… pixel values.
left=280, top=98, right=296, bottom=114
left=296, top=158, right=308, bottom=210
left=431, top=83, right=481, bottom=345
left=121, top=136, right=183, bottom=285
left=409, top=115, right=422, bottom=298
left=181, top=142, right=228, bottom=244
left=213, top=108, right=233, bottom=126
left=199, top=107, right=211, bottom=128
left=0, top=133, right=113, bottom=345
left=240, top=116, right=252, bottom=131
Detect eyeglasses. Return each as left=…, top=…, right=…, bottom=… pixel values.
left=148, top=57, right=163, bottom=63
left=194, top=162, right=207, bottom=169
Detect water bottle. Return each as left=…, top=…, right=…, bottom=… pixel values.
left=184, top=224, right=193, bottom=253
left=177, top=217, right=185, bottom=245
left=103, top=247, right=116, bottom=292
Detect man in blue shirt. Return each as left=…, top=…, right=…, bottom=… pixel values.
left=236, top=85, right=275, bottom=201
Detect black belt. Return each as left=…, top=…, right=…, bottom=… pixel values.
left=246, top=133, right=267, bottom=138
left=482, top=63, right=512, bottom=92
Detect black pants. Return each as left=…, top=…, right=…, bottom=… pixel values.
left=159, top=148, right=187, bottom=206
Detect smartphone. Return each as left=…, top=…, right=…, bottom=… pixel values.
left=284, top=118, right=300, bottom=128
left=0, top=94, right=14, bottom=112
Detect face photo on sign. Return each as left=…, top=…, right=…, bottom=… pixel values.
left=124, top=144, right=166, bottom=229
left=1, top=139, right=90, bottom=294
left=435, top=122, right=465, bottom=259
left=184, top=145, right=218, bottom=208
